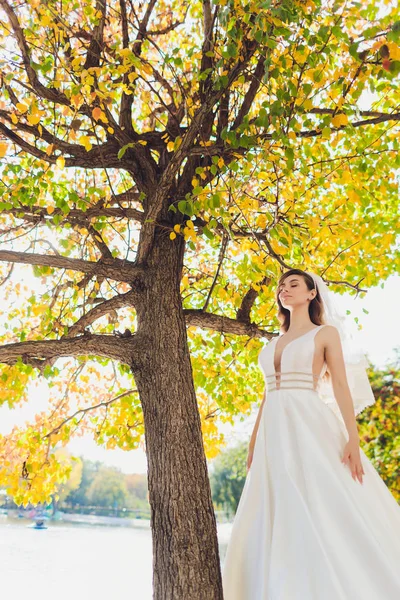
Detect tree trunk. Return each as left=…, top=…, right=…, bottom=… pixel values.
left=131, top=227, right=224, bottom=599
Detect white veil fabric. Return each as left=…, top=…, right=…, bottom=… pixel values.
left=305, top=271, right=376, bottom=422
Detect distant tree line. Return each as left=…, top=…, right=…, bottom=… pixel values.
left=60, top=457, right=149, bottom=514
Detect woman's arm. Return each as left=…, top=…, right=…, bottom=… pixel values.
left=323, top=325, right=365, bottom=484
left=323, top=326, right=359, bottom=441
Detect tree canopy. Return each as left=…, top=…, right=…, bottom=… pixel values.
left=0, top=0, right=399, bottom=508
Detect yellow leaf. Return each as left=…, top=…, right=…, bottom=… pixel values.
left=303, top=99, right=313, bottom=111
left=332, top=113, right=348, bottom=127
left=173, top=224, right=181, bottom=233
left=288, top=131, right=297, bottom=141
left=255, top=214, right=267, bottom=229
left=40, top=14, right=51, bottom=27
left=32, top=304, right=47, bottom=316
left=387, top=42, right=400, bottom=61
left=16, top=102, right=28, bottom=113
left=292, top=49, right=306, bottom=64
left=167, top=141, right=175, bottom=152
left=348, top=189, right=360, bottom=204
left=141, top=63, right=153, bottom=75
left=11, top=113, right=18, bottom=124
left=80, top=135, right=93, bottom=151
left=56, top=156, right=65, bottom=169
left=0, top=142, right=8, bottom=158
left=46, top=143, right=55, bottom=156
left=47, top=205, right=55, bottom=214
left=341, top=170, right=352, bottom=183
left=71, top=56, right=83, bottom=70
left=169, top=232, right=177, bottom=240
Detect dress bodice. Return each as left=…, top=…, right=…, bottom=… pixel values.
left=258, top=325, right=329, bottom=393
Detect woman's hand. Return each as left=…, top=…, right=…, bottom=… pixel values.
left=341, top=438, right=365, bottom=484
left=246, top=445, right=254, bottom=472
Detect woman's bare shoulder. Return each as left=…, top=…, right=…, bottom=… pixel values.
left=319, top=324, right=341, bottom=346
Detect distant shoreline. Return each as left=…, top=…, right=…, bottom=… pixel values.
left=2, top=509, right=151, bottom=529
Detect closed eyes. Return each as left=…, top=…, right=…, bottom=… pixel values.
left=279, top=284, right=297, bottom=292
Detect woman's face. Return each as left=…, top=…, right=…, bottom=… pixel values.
left=277, top=275, right=314, bottom=308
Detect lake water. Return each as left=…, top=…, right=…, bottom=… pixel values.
left=0, top=516, right=231, bottom=599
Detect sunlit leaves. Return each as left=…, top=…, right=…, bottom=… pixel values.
left=0, top=0, right=399, bottom=507
left=0, top=363, right=36, bottom=408
left=358, top=357, right=400, bottom=501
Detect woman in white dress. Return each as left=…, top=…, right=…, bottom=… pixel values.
left=222, top=269, right=400, bottom=600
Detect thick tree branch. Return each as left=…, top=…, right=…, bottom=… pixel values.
left=0, top=121, right=133, bottom=170
left=186, top=110, right=400, bottom=160
left=298, top=112, right=400, bottom=137
left=0, top=204, right=144, bottom=226
left=0, top=109, right=91, bottom=157
left=66, top=290, right=137, bottom=337
left=119, top=0, right=157, bottom=134
left=231, top=55, right=266, bottom=131
left=236, top=276, right=272, bottom=323
left=0, top=250, right=144, bottom=283
left=184, top=309, right=274, bottom=339
left=0, top=333, right=138, bottom=366
left=83, top=0, right=106, bottom=70
left=199, top=0, right=214, bottom=102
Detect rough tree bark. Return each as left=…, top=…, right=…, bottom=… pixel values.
left=131, top=222, right=223, bottom=599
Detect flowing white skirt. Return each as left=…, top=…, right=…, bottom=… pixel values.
left=221, top=388, right=400, bottom=599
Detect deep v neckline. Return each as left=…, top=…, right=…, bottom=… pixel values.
left=273, top=326, right=322, bottom=377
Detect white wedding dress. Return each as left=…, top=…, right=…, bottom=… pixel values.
left=222, top=324, right=400, bottom=599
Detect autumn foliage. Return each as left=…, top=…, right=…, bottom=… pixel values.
left=0, top=0, right=399, bottom=510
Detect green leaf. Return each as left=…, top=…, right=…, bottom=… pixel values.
left=178, top=200, right=188, bottom=214
left=117, top=142, right=136, bottom=159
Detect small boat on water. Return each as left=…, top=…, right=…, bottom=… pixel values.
left=30, top=518, right=48, bottom=530
left=27, top=505, right=50, bottom=530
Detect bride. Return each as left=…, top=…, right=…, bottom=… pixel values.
left=222, top=269, right=400, bottom=600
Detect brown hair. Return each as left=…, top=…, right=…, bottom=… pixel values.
left=276, top=268, right=330, bottom=382
left=276, top=269, right=327, bottom=333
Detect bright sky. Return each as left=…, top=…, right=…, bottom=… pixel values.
left=0, top=273, right=398, bottom=474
